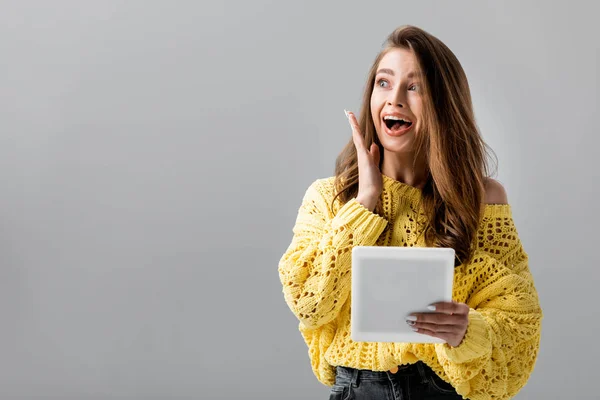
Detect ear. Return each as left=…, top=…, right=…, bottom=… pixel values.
left=484, top=178, right=509, bottom=205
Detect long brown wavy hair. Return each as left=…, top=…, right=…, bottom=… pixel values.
left=331, top=25, right=498, bottom=267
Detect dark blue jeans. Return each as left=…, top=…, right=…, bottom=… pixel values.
left=329, top=362, right=465, bottom=400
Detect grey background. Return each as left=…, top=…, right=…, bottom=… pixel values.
left=0, top=0, right=597, bottom=399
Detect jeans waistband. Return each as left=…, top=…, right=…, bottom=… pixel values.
left=336, top=362, right=430, bottom=387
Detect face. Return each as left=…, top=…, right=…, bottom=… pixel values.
left=370, top=47, right=424, bottom=154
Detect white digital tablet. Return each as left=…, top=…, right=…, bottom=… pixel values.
left=351, top=246, right=455, bottom=344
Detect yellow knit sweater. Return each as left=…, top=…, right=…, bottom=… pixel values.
left=278, top=174, right=543, bottom=400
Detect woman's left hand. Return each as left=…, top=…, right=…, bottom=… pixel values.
left=406, top=301, right=470, bottom=347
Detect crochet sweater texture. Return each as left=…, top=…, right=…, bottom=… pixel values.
left=278, top=174, right=543, bottom=400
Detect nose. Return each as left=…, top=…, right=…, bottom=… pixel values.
left=387, top=86, right=406, bottom=107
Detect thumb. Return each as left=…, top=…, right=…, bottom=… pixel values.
left=371, top=143, right=380, bottom=167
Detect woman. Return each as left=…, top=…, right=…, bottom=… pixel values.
left=278, top=25, right=542, bottom=400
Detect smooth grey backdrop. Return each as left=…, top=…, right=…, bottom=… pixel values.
left=0, top=1, right=597, bottom=399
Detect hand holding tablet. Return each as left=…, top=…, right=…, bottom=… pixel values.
left=405, top=300, right=469, bottom=347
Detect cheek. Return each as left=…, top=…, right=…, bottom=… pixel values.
left=411, top=98, right=423, bottom=116
left=370, top=96, right=382, bottom=122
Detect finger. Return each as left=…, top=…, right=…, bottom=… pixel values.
left=428, top=301, right=469, bottom=316
left=346, top=110, right=366, bottom=151
left=411, top=327, right=452, bottom=344
left=410, top=321, right=456, bottom=334
left=371, top=142, right=380, bottom=166
left=407, top=313, right=456, bottom=326
left=348, top=112, right=363, bottom=147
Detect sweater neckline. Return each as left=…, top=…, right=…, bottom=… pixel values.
left=379, top=173, right=512, bottom=218
left=381, top=173, right=423, bottom=204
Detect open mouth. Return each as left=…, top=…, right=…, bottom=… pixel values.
left=383, top=118, right=413, bottom=133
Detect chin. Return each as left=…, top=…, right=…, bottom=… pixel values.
left=378, top=133, right=415, bottom=154
left=382, top=144, right=415, bottom=154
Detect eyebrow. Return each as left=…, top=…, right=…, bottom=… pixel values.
left=376, top=69, right=420, bottom=78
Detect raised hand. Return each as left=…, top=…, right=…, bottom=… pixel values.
left=345, top=109, right=383, bottom=212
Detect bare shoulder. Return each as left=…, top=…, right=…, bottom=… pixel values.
left=484, top=178, right=509, bottom=205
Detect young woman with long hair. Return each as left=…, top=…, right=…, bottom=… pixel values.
left=278, top=25, right=542, bottom=400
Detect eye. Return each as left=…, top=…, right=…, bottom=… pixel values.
left=409, top=84, right=419, bottom=91
left=375, top=78, right=388, bottom=88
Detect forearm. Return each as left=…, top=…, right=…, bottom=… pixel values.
left=434, top=254, right=543, bottom=398
left=279, top=198, right=388, bottom=329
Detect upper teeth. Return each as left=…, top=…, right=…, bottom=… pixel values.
left=384, top=115, right=411, bottom=122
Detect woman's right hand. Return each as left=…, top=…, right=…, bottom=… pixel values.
left=345, top=109, right=383, bottom=212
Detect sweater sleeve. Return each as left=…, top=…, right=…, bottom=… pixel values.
left=434, top=205, right=543, bottom=400
left=278, top=178, right=388, bottom=330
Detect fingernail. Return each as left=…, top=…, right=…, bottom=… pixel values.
left=344, top=109, right=349, bottom=118
left=427, top=305, right=436, bottom=311
left=411, top=327, right=419, bottom=332
left=405, top=315, right=417, bottom=322
left=406, top=320, right=416, bottom=326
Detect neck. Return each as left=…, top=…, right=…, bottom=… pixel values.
left=380, top=151, right=428, bottom=190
